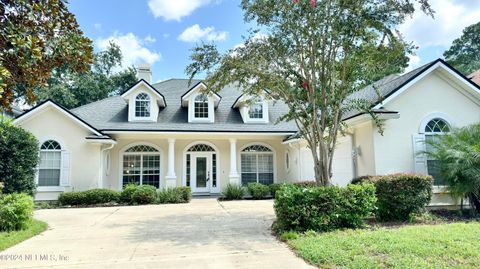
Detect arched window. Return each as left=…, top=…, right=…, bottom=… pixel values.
left=425, top=118, right=450, bottom=186
left=248, top=98, right=264, bottom=119
left=122, top=144, right=160, bottom=188
left=194, top=94, right=209, bottom=119
left=241, top=144, right=274, bottom=185
left=135, top=93, right=151, bottom=118
left=39, top=140, right=62, bottom=186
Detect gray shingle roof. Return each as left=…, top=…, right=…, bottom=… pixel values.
left=71, top=79, right=298, bottom=133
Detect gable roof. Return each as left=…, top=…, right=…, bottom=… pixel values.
left=14, top=99, right=104, bottom=136
left=180, top=81, right=222, bottom=107
left=343, top=58, right=480, bottom=120
left=72, top=79, right=297, bottom=133
left=121, top=79, right=166, bottom=107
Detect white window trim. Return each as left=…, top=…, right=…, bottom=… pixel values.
left=238, top=142, right=276, bottom=184
left=182, top=141, right=221, bottom=193
left=118, top=142, right=164, bottom=190
left=420, top=115, right=452, bottom=188
left=244, top=99, right=269, bottom=123
left=188, top=93, right=215, bottom=123
left=36, top=137, right=68, bottom=192
left=132, top=92, right=155, bottom=122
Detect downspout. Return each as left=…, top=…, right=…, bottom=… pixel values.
left=99, top=142, right=116, bottom=189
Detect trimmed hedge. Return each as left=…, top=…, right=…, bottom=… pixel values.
left=293, top=181, right=319, bottom=188
left=131, top=185, right=157, bottom=205
left=269, top=183, right=282, bottom=198
left=222, top=184, right=245, bottom=200
left=120, top=184, right=138, bottom=204
left=0, top=193, right=34, bottom=231
left=274, top=183, right=377, bottom=232
left=157, top=187, right=191, bottom=204
left=247, top=183, right=270, bottom=199
left=58, top=189, right=120, bottom=206
left=372, top=174, right=433, bottom=221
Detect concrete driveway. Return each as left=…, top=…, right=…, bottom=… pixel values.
left=0, top=199, right=313, bottom=269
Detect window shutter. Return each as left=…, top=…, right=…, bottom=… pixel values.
left=60, top=151, right=71, bottom=186
left=412, top=134, right=427, bottom=174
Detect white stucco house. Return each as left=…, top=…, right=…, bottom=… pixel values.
left=13, top=59, right=480, bottom=205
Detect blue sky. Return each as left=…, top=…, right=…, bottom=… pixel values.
left=68, top=0, right=480, bottom=82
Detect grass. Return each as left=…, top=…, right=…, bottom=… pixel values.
left=0, top=220, right=48, bottom=251
left=286, top=222, right=480, bottom=269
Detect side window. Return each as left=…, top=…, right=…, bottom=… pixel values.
left=39, top=140, right=62, bottom=186
left=424, top=118, right=450, bottom=186
left=135, top=93, right=151, bottom=118
left=194, top=94, right=209, bottom=119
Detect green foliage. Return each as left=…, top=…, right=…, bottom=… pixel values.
left=269, top=183, right=283, bottom=198
left=293, top=181, right=319, bottom=188
left=58, top=189, right=120, bottom=206
left=373, top=174, right=433, bottom=221
left=287, top=223, right=480, bottom=269
left=247, top=183, right=270, bottom=199
left=120, top=184, right=138, bottom=204
left=157, top=187, right=192, bottom=204
left=0, top=119, right=39, bottom=196
left=131, top=185, right=157, bottom=205
left=221, top=184, right=246, bottom=200
left=280, top=231, right=299, bottom=242
left=0, top=219, right=47, bottom=251
left=274, top=183, right=377, bottom=232
left=425, top=124, right=480, bottom=213
left=36, top=42, right=137, bottom=108
left=444, top=22, right=480, bottom=75
left=0, top=193, right=34, bottom=232
left=0, top=0, right=94, bottom=109
left=186, top=0, right=431, bottom=184
left=350, top=175, right=373, bottom=185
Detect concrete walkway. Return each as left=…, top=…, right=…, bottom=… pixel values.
left=0, top=199, right=313, bottom=269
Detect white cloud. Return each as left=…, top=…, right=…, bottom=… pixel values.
left=148, top=0, right=214, bottom=21
left=404, top=55, right=421, bottom=73
left=178, top=24, right=228, bottom=43
left=96, top=32, right=161, bottom=67
left=400, top=0, right=480, bottom=47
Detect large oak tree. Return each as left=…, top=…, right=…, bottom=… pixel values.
left=444, top=21, right=480, bottom=75
left=186, top=0, right=432, bottom=185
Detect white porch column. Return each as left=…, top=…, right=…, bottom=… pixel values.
left=229, top=138, right=240, bottom=185
left=165, top=139, right=177, bottom=188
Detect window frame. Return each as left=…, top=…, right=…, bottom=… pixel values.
left=37, top=139, right=66, bottom=191
left=422, top=117, right=451, bottom=187
left=240, top=143, right=275, bottom=185
left=193, top=94, right=210, bottom=119
left=120, top=143, right=162, bottom=189
left=243, top=98, right=268, bottom=123
left=134, top=92, right=151, bottom=119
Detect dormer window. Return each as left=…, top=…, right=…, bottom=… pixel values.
left=248, top=98, right=264, bottom=119
left=135, top=93, right=151, bottom=118
left=181, top=82, right=221, bottom=123
left=233, top=94, right=269, bottom=123
left=194, top=94, right=209, bottom=119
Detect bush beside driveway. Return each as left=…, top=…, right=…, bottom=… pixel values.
left=0, top=199, right=313, bottom=269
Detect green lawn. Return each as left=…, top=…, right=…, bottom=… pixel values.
left=0, top=220, right=48, bottom=251
left=287, top=222, right=480, bottom=269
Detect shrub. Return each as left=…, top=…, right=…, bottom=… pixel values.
left=0, top=119, right=39, bottom=196
left=350, top=175, right=373, bottom=185
left=221, top=184, right=245, bottom=200
left=120, top=184, right=138, bottom=204
left=373, top=173, right=433, bottom=221
left=58, top=189, right=120, bottom=206
left=274, top=183, right=377, bottom=232
left=269, top=183, right=283, bottom=198
left=247, top=183, right=270, bottom=199
left=0, top=193, right=34, bottom=231
left=157, top=187, right=191, bottom=204
left=293, top=181, right=319, bottom=188
left=131, top=185, right=157, bottom=205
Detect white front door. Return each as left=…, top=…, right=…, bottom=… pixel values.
left=191, top=153, right=212, bottom=193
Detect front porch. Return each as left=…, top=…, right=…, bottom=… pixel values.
left=101, top=132, right=292, bottom=195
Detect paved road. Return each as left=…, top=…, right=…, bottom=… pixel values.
left=0, top=199, right=313, bottom=269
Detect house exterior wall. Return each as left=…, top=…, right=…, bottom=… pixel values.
left=353, top=121, right=376, bottom=177
left=105, top=133, right=290, bottom=192
left=15, top=107, right=102, bottom=200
